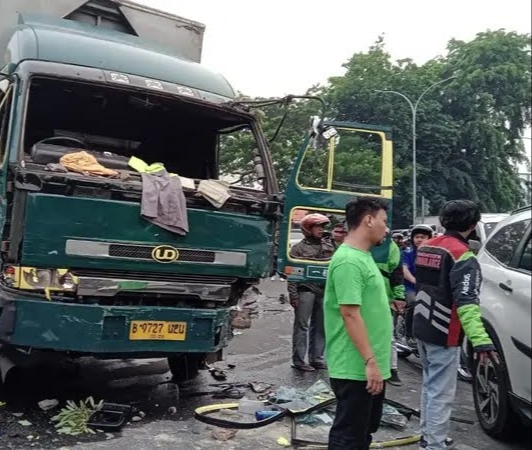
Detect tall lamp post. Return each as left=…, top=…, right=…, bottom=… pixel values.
left=376, top=76, right=456, bottom=224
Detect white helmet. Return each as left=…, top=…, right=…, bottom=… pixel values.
left=410, top=224, right=434, bottom=240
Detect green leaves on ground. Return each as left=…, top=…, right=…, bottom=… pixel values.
left=51, top=396, right=103, bottom=436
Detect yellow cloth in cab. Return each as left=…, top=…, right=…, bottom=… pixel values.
left=128, top=156, right=195, bottom=189
left=60, top=151, right=118, bottom=177
left=128, top=156, right=166, bottom=174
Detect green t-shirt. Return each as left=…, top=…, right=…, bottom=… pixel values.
left=324, top=244, right=392, bottom=381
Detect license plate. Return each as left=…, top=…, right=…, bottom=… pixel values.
left=129, top=321, right=187, bottom=341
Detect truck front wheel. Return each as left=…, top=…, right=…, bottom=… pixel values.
left=167, top=354, right=204, bottom=382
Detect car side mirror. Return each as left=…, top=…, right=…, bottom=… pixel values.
left=468, top=239, right=481, bottom=255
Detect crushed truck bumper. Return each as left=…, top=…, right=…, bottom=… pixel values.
left=0, top=289, right=232, bottom=355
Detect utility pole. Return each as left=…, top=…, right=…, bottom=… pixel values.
left=375, top=76, right=456, bottom=224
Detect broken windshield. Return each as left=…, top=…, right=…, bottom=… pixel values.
left=21, top=77, right=267, bottom=189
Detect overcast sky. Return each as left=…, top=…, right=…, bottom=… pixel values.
left=137, top=0, right=531, bottom=164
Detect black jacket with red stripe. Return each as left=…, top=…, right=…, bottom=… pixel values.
left=412, top=232, right=494, bottom=350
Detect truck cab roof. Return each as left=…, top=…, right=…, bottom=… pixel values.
left=5, top=13, right=236, bottom=99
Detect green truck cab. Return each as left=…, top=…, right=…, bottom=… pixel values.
left=0, top=1, right=394, bottom=386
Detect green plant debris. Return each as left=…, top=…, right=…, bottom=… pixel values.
left=51, top=396, right=103, bottom=436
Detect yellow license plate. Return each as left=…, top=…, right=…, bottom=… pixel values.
left=129, top=321, right=187, bottom=341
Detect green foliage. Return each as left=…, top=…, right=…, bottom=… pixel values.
left=51, top=397, right=103, bottom=436
left=221, top=30, right=531, bottom=227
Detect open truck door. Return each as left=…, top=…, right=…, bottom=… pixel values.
left=277, top=121, right=394, bottom=282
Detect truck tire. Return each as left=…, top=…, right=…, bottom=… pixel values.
left=168, top=354, right=204, bottom=382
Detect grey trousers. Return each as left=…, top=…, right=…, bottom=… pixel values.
left=292, top=291, right=325, bottom=367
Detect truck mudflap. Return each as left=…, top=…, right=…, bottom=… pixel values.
left=0, top=289, right=232, bottom=355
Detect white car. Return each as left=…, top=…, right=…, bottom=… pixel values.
left=475, top=213, right=510, bottom=243
left=473, top=205, right=531, bottom=439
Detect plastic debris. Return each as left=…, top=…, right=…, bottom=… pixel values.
left=18, top=420, right=32, bottom=426
left=272, top=379, right=335, bottom=412
left=296, top=411, right=333, bottom=426
left=38, top=399, right=59, bottom=411
left=381, top=403, right=408, bottom=430
left=277, top=437, right=290, bottom=447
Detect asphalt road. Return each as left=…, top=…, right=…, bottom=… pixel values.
left=0, top=279, right=530, bottom=449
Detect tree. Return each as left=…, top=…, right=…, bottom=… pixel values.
left=219, top=91, right=326, bottom=189
left=221, top=31, right=531, bottom=228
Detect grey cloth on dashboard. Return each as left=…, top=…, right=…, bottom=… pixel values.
left=140, top=169, right=189, bottom=235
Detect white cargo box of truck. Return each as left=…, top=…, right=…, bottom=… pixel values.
left=0, top=0, right=205, bottom=66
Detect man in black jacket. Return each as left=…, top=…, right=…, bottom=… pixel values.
left=413, top=200, right=497, bottom=449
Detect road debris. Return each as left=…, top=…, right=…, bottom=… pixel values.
left=87, top=402, right=133, bottom=431
left=277, top=436, right=290, bottom=446
left=38, top=399, right=59, bottom=411
left=208, top=368, right=227, bottom=381
left=230, top=310, right=253, bottom=329
left=51, top=397, right=103, bottom=435
left=212, top=428, right=238, bottom=441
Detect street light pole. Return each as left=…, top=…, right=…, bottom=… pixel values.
left=376, top=76, right=456, bottom=224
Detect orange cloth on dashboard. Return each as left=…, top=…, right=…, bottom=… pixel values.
left=60, top=151, right=118, bottom=177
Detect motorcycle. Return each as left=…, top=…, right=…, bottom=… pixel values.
left=395, top=311, right=473, bottom=382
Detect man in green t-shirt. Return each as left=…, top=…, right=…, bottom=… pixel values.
left=324, top=197, right=392, bottom=450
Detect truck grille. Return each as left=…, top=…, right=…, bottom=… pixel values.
left=108, top=244, right=216, bottom=263
left=65, top=239, right=247, bottom=267
left=72, top=269, right=238, bottom=285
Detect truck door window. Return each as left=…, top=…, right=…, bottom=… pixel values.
left=288, top=207, right=345, bottom=262
left=296, top=128, right=389, bottom=196
left=332, top=132, right=383, bottom=195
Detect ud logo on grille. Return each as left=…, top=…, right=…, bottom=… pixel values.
left=152, top=245, right=179, bottom=263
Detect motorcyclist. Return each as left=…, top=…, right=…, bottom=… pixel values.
left=375, top=234, right=406, bottom=386
left=392, top=232, right=406, bottom=250
left=288, top=213, right=334, bottom=372
left=330, top=222, right=347, bottom=249
left=402, top=224, right=434, bottom=347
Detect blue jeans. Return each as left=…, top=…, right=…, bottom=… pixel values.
left=418, top=340, right=459, bottom=450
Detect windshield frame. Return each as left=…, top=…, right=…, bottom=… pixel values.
left=12, top=60, right=278, bottom=194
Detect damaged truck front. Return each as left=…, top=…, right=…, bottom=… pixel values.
left=0, top=7, right=279, bottom=384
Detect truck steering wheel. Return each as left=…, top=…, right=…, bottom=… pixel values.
left=38, top=136, right=87, bottom=148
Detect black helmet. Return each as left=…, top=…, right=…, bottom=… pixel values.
left=410, top=224, right=434, bottom=240
left=439, top=200, right=481, bottom=232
